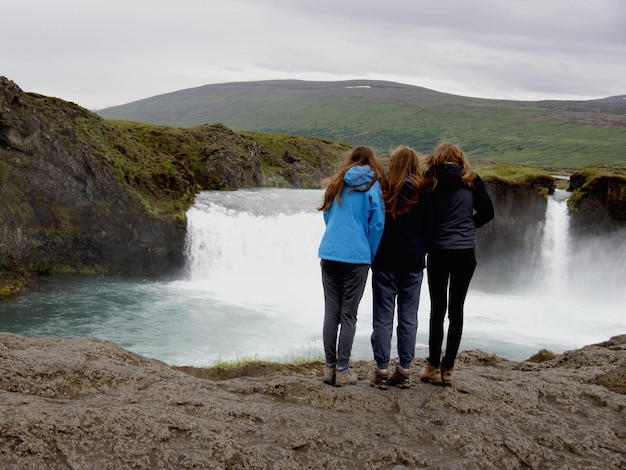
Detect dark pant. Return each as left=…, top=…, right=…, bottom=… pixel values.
left=426, top=249, right=476, bottom=370
left=321, top=259, right=370, bottom=370
left=371, top=269, right=423, bottom=370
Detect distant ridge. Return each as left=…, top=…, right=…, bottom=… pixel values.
left=97, top=80, right=626, bottom=168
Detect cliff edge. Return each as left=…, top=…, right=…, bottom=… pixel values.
left=1, top=333, right=624, bottom=469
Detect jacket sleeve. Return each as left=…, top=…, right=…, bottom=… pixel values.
left=367, top=183, right=386, bottom=262
left=421, top=192, right=435, bottom=252
left=472, top=175, right=495, bottom=228
left=323, top=209, right=330, bottom=225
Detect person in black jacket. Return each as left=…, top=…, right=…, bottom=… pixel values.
left=420, top=142, right=494, bottom=386
left=370, top=146, right=433, bottom=389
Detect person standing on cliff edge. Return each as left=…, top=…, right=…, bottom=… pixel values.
left=369, top=146, right=433, bottom=390
left=420, top=142, right=494, bottom=386
left=318, top=146, right=385, bottom=387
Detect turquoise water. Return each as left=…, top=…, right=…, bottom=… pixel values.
left=1, top=188, right=624, bottom=366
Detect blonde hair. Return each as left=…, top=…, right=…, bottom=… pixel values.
left=431, top=142, right=476, bottom=187
left=318, top=146, right=384, bottom=211
left=383, top=146, right=426, bottom=218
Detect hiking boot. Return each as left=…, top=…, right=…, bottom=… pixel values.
left=369, top=367, right=389, bottom=390
left=388, top=365, right=410, bottom=389
left=419, top=362, right=442, bottom=385
left=441, top=367, right=454, bottom=387
left=335, top=368, right=357, bottom=387
left=322, top=366, right=336, bottom=386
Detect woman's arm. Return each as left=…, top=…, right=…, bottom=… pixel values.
left=472, top=175, right=495, bottom=228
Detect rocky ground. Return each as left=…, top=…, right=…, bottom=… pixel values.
left=1, top=332, right=625, bottom=469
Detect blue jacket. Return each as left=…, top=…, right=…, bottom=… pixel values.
left=318, top=165, right=385, bottom=264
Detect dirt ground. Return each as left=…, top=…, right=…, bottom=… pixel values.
left=1, top=332, right=625, bottom=469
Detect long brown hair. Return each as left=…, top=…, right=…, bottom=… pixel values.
left=318, top=146, right=384, bottom=211
left=383, top=146, right=425, bottom=218
left=431, top=142, right=476, bottom=188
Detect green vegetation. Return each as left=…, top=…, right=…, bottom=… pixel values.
left=25, top=92, right=348, bottom=218
left=476, top=163, right=557, bottom=197
left=476, top=163, right=555, bottom=185
left=213, top=355, right=323, bottom=370
left=567, top=167, right=626, bottom=212
left=97, top=80, right=626, bottom=169
left=527, top=348, right=558, bottom=363
left=25, top=94, right=192, bottom=218
left=173, top=357, right=325, bottom=381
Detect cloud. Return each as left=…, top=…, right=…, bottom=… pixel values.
left=2, top=0, right=625, bottom=109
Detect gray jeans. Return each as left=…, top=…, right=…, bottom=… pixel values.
left=321, top=259, right=370, bottom=370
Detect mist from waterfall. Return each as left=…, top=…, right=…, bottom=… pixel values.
left=1, top=188, right=623, bottom=366
left=179, top=188, right=625, bottom=363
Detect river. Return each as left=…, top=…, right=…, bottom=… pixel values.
left=1, top=188, right=624, bottom=366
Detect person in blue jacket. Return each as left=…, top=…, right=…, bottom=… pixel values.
left=370, top=146, right=433, bottom=390
left=420, top=142, right=494, bottom=387
left=318, top=145, right=385, bottom=387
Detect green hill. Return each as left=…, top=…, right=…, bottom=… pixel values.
left=97, top=80, right=626, bottom=168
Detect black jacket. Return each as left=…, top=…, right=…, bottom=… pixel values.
left=372, top=182, right=432, bottom=272
left=429, top=164, right=494, bottom=250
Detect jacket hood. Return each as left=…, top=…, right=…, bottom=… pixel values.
left=344, top=165, right=375, bottom=189
left=432, top=163, right=463, bottom=190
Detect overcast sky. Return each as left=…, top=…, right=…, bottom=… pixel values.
left=3, top=0, right=625, bottom=110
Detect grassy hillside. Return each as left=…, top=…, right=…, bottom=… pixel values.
left=97, top=80, right=626, bottom=169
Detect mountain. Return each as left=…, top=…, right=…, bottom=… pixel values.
left=97, top=80, right=626, bottom=168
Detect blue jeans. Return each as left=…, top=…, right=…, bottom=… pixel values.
left=371, top=269, right=423, bottom=370
left=321, top=259, right=370, bottom=370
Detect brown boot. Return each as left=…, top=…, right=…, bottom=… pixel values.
left=441, top=367, right=454, bottom=386
left=388, top=365, right=410, bottom=389
left=419, top=361, right=442, bottom=385
left=335, top=368, right=357, bottom=387
left=369, top=367, right=389, bottom=390
left=322, top=366, right=336, bottom=386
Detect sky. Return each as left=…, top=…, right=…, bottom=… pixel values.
left=3, top=0, right=626, bottom=110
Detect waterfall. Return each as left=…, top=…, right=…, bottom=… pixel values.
left=1, top=188, right=623, bottom=367
left=538, top=189, right=571, bottom=293
left=183, top=188, right=326, bottom=317
left=178, top=187, right=625, bottom=363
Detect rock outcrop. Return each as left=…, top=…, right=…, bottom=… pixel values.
left=475, top=175, right=554, bottom=291
left=568, top=168, right=626, bottom=233
left=0, top=77, right=349, bottom=281
left=0, top=332, right=624, bottom=469
left=0, top=78, right=187, bottom=276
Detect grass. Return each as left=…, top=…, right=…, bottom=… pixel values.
left=213, top=354, right=324, bottom=371
left=97, top=80, right=626, bottom=169
left=476, top=163, right=555, bottom=186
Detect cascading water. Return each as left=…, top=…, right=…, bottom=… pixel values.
left=537, top=189, right=571, bottom=293
left=1, top=187, right=624, bottom=366
left=182, top=189, right=325, bottom=313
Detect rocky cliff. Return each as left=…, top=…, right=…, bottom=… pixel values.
left=0, top=77, right=348, bottom=285
left=474, top=170, right=555, bottom=291
left=568, top=168, right=626, bottom=233
left=0, top=332, right=624, bottom=469
left=0, top=78, right=187, bottom=277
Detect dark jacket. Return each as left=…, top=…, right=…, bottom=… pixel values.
left=429, top=164, right=494, bottom=250
left=372, top=182, right=432, bottom=272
